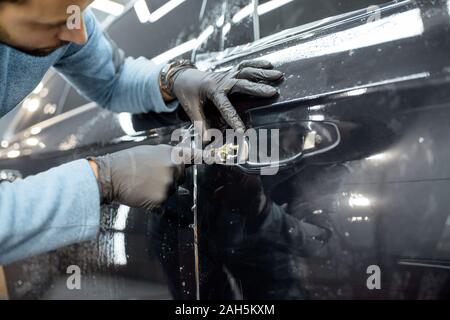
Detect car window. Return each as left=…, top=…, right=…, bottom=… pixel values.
left=108, top=0, right=224, bottom=63
left=211, top=0, right=255, bottom=50
left=0, top=72, right=68, bottom=138
left=63, top=86, right=90, bottom=113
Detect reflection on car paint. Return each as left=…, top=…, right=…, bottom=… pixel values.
left=2, top=0, right=450, bottom=299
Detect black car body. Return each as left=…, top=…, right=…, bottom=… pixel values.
left=1, top=0, right=450, bottom=299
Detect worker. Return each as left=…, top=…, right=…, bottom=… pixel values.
left=0, top=0, right=283, bottom=265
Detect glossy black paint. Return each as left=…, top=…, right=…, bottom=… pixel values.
left=193, top=0, right=450, bottom=299
left=1, top=0, right=450, bottom=299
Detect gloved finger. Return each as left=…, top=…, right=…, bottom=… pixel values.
left=238, top=60, right=274, bottom=70
left=179, top=102, right=209, bottom=138
left=236, top=67, right=284, bottom=82
left=231, top=79, right=279, bottom=97
left=211, top=92, right=246, bottom=132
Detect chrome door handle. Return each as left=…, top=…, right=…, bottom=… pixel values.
left=237, top=121, right=341, bottom=173
left=0, top=169, right=22, bottom=183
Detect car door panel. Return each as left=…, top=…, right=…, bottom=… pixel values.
left=2, top=0, right=450, bottom=300
left=0, top=102, right=198, bottom=299
left=194, top=0, right=450, bottom=299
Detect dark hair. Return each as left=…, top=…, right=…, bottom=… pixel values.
left=0, top=0, right=26, bottom=3
left=0, top=0, right=27, bottom=10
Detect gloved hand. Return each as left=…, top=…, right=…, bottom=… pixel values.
left=171, top=60, right=283, bottom=134
left=88, top=145, right=199, bottom=210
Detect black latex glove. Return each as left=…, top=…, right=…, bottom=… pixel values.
left=89, top=145, right=201, bottom=210
left=172, top=60, right=283, bottom=134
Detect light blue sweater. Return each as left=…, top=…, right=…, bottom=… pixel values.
left=0, top=9, right=177, bottom=265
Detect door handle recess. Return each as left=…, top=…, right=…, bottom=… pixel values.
left=237, top=121, right=341, bottom=173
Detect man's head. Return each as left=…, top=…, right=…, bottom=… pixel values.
left=0, top=0, right=92, bottom=56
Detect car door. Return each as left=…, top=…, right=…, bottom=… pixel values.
left=0, top=0, right=210, bottom=300
left=3, top=0, right=450, bottom=300
left=194, top=0, right=450, bottom=299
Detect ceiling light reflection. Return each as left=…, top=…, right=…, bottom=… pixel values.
left=25, top=137, right=39, bottom=147
left=23, top=98, right=41, bottom=112
left=223, top=23, right=231, bottom=37
left=113, top=233, right=127, bottom=266
left=348, top=193, right=371, bottom=207
left=0, top=140, right=9, bottom=148
left=197, top=25, right=215, bottom=46
left=260, top=9, right=424, bottom=65
left=43, top=104, right=57, bottom=115
left=348, top=216, right=370, bottom=222
left=7, top=150, right=21, bottom=159
left=134, top=0, right=151, bottom=23
left=118, top=113, right=136, bottom=136
left=232, top=0, right=293, bottom=23
left=149, top=0, right=185, bottom=23
left=30, top=127, right=42, bottom=135
left=216, top=14, right=225, bottom=27
left=114, top=205, right=130, bottom=231
left=346, top=88, right=368, bottom=96
left=310, top=114, right=325, bottom=121
left=151, top=25, right=214, bottom=64
left=90, top=0, right=124, bottom=16
left=366, top=153, right=388, bottom=161
left=32, top=82, right=44, bottom=94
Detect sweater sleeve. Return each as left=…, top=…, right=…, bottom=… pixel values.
left=0, top=159, right=100, bottom=265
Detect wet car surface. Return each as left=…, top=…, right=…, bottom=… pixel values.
left=1, top=0, right=450, bottom=299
